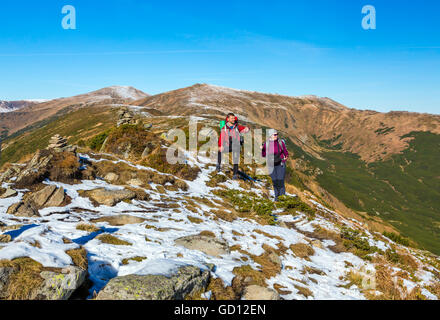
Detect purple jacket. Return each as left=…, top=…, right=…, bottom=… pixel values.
left=262, top=139, right=289, bottom=163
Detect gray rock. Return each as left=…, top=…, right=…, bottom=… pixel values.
left=243, top=285, right=280, bottom=300
left=0, top=267, right=13, bottom=299
left=36, top=266, right=87, bottom=300
left=6, top=201, right=39, bottom=217
left=44, top=187, right=65, bottom=207
left=175, top=235, right=229, bottom=257
left=96, top=265, right=209, bottom=300
left=104, top=172, right=119, bottom=183
left=0, top=188, right=18, bottom=199
left=81, top=188, right=136, bottom=206
left=31, top=185, right=57, bottom=207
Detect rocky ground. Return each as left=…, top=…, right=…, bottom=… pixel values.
left=0, top=117, right=439, bottom=300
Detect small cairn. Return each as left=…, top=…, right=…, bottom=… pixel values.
left=47, top=134, right=76, bottom=153
left=117, top=108, right=136, bottom=127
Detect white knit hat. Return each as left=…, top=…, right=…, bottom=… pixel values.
left=268, top=129, right=278, bottom=137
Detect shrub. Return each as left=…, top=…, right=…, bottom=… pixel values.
left=383, top=232, right=412, bottom=247
left=276, top=195, right=316, bottom=217
left=88, top=132, right=109, bottom=151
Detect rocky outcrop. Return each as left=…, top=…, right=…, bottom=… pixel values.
left=80, top=188, right=136, bottom=206
left=7, top=201, right=39, bottom=217
left=36, top=266, right=87, bottom=300
left=0, top=188, right=18, bottom=199
left=0, top=261, right=87, bottom=300
left=117, top=108, right=137, bottom=127
left=0, top=267, right=13, bottom=299
left=47, top=134, right=77, bottom=153
left=6, top=185, right=67, bottom=217
left=174, top=235, right=230, bottom=257
left=96, top=265, right=209, bottom=300
left=243, top=285, right=280, bottom=300
left=29, top=185, right=66, bottom=208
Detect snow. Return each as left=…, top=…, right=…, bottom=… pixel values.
left=1, top=150, right=439, bottom=300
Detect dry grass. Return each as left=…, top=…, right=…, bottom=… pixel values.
left=232, top=265, right=267, bottom=287
left=199, top=231, right=216, bottom=238
left=290, top=243, right=315, bottom=260
left=76, top=223, right=100, bottom=233
left=187, top=216, right=203, bottom=224
left=0, top=257, right=45, bottom=300
left=211, top=209, right=237, bottom=222
left=273, top=283, right=292, bottom=295
left=66, top=247, right=88, bottom=270
left=121, top=256, right=146, bottom=265
left=254, top=229, right=283, bottom=241
left=206, top=277, right=239, bottom=300
left=96, top=234, right=132, bottom=246
left=294, top=284, right=313, bottom=298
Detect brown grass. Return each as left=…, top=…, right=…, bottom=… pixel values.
left=76, top=223, right=100, bottom=233
left=294, top=284, right=313, bottom=298
left=0, top=258, right=45, bottom=300
left=121, top=256, right=146, bottom=265
left=199, top=231, right=216, bottom=238
left=290, top=243, right=315, bottom=260
left=206, top=277, right=239, bottom=300
left=211, top=209, right=237, bottom=222
left=273, top=283, right=292, bottom=295
left=96, top=234, right=132, bottom=246
left=187, top=216, right=203, bottom=224
left=66, top=247, right=88, bottom=270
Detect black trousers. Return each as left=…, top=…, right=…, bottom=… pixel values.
left=217, top=148, right=240, bottom=175
left=269, top=163, right=286, bottom=201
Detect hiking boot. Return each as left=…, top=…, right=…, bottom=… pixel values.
left=216, top=164, right=221, bottom=172
left=232, top=174, right=239, bottom=180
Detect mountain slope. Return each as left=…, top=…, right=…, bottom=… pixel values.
left=0, top=86, right=149, bottom=139
left=1, top=84, right=439, bottom=255
left=0, top=123, right=439, bottom=300
left=131, top=84, right=440, bottom=254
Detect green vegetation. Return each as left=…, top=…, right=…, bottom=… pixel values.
left=88, top=131, right=109, bottom=151
left=288, top=132, right=440, bottom=255
left=0, top=106, right=114, bottom=166
left=219, top=189, right=276, bottom=225
left=340, top=227, right=381, bottom=260
left=276, top=195, right=316, bottom=218
left=383, top=232, right=412, bottom=247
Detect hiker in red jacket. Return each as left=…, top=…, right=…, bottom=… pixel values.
left=217, top=113, right=250, bottom=179
left=262, top=129, right=289, bottom=201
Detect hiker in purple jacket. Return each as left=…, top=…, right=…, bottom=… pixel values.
left=261, top=129, right=289, bottom=201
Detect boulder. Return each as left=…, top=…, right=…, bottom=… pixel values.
left=0, top=267, right=13, bottom=299
left=7, top=201, right=39, bottom=217
left=104, top=173, right=119, bottom=183
left=174, top=235, right=229, bottom=257
left=44, top=187, right=66, bottom=207
left=96, top=265, right=209, bottom=300
left=243, top=285, right=280, bottom=300
left=29, top=185, right=66, bottom=208
left=31, top=185, right=57, bottom=207
left=0, top=188, right=18, bottom=199
left=81, top=188, right=136, bottom=206
left=127, top=178, right=144, bottom=187
left=36, top=266, right=87, bottom=300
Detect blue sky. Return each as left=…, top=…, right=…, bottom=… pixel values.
left=0, top=0, right=439, bottom=114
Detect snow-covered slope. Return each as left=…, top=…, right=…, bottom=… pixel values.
left=1, top=145, right=439, bottom=300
